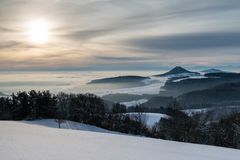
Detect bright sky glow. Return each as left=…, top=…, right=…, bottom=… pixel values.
left=27, top=19, right=49, bottom=44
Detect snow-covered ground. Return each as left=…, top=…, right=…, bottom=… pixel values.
left=127, top=113, right=169, bottom=127
left=1, top=121, right=239, bottom=160
left=183, top=108, right=212, bottom=116
left=22, top=119, right=116, bottom=134
left=120, top=99, right=148, bottom=107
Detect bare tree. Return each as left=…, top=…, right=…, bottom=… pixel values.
left=56, top=93, right=69, bottom=128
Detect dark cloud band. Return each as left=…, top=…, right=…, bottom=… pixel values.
left=125, top=32, right=240, bottom=51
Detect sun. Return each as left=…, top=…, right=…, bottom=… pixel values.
left=27, top=19, right=49, bottom=44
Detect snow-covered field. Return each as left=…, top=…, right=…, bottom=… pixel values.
left=23, top=113, right=167, bottom=130
left=22, top=119, right=116, bottom=134
left=120, top=99, right=148, bottom=107
left=127, top=113, right=169, bottom=127
left=1, top=121, right=239, bottom=160
left=183, top=108, right=212, bottom=116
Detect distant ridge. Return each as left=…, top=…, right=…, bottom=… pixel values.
left=201, top=68, right=224, bottom=74
left=0, top=92, right=6, bottom=96
left=89, top=75, right=150, bottom=84
left=178, top=81, right=240, bottom=108
left=155, top=66, right=200, bottom=77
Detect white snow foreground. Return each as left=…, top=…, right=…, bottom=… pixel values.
left=22, top=119, right=116, bottom=134
left=1, top=121, right=240, bottom=160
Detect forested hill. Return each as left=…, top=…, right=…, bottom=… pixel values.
left=89, top=76, right=150, bottom=84
left=155, top=66, right=200, bottom=77
left=160, top=72, right=240, bottom=97
left=178, top=82, right=240, bottom=108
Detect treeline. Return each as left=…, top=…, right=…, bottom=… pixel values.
left=0, top=90, right=148, bottom=135
left=0, top=90, right=57, bottom=120
left=151, top=102, right=240, bottom=149
left=0, top=90, right=240, bottom=149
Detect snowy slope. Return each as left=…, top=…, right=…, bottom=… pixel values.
left=1, top=121, right=239, bottom=160
left=183, top=108, right=212, bottom=116
left=120, top=99, right=148, bottom=107
left=127, top=113, right=169, bottom=127
left=22, top=119, right=116, bottom=134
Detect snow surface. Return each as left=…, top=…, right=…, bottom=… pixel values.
left=22, top=119, right=116, bottom=134
left=1, top=121, right=240, bottom=160
left=183, top=108, right=212, bottom=116
left=127, top=112, right=169, bottom=127
left=120, top=99, right=148, bottom=107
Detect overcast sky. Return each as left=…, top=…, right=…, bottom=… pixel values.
left=0, top=0, right=240, bottom=71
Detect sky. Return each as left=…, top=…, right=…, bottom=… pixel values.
left=0, top=0, right=240, bottom=71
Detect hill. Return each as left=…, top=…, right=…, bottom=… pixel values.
left=141, top=96, right=175, bottom=108
left=177, top=81, right=240, bottom=108
left=155, top=66, right=200, bottom=77
left=1, top=121, right=239, bottom=160
left=89, top=76, right=150, bottom=84
left=201, top=68, right=224, bottom=74
left=160, top=72, right=240, bottom=97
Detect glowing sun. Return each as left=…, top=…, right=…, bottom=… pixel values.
left=27, top=19, right=49, bottom=44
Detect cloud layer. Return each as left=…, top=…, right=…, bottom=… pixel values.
left=126, top=32, right=240, bottom=51
left=0, top=0, right=240, bottom=70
